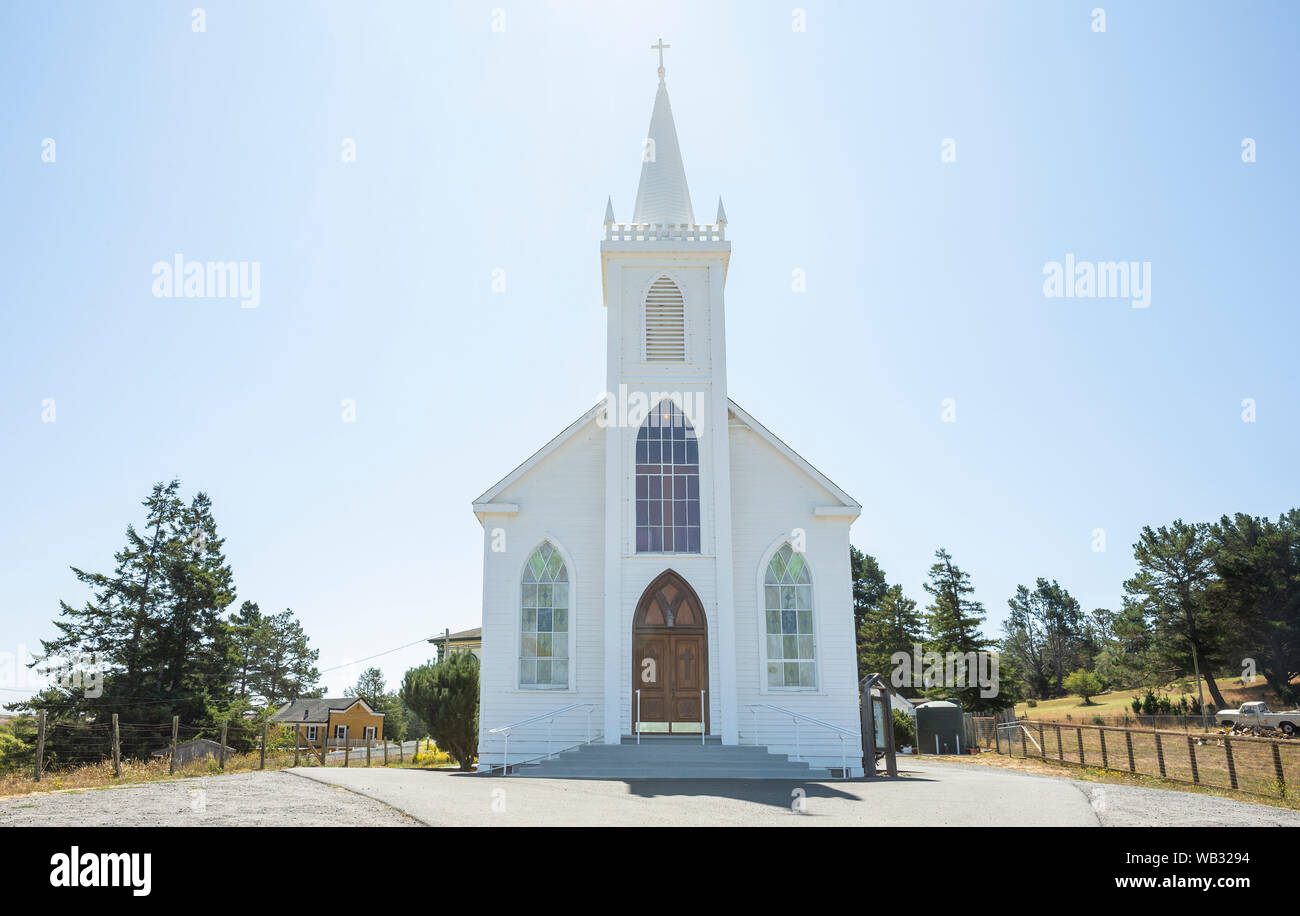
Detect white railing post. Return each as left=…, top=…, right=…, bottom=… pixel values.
left=840, top=733, right=846, bottom=779
left=503, top=731, right=509, bottom=776
left=636, top=689, right=642, bottom=745
left=586, top=707, right=592, bottom=745
left=752, top=707, right=759, bottom=747
left=794, top=717, right=801, bottom=761
left=547, top=718, right=553, bottom=760
left=701, top=690, right=706, bottom=746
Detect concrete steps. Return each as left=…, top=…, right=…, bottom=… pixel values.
left=512, top=735, right=834, bottom=779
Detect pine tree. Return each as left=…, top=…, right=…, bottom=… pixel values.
left=922, top=548, right=993, bottom=711
left=857, top=584, right=923, bottom=683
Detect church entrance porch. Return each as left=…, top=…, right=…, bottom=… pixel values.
left=632, top=570, right=709, bottom=734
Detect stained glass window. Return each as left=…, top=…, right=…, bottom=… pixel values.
left=635, top=400, right=700, bottom=554
left=520, top=542, right=569, bottom=688
left=764, top=544, right=816, bottom=688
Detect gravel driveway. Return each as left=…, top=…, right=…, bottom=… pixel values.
left=0, top=770, right=417, bottom=827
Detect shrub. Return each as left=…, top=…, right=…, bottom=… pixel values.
left=1064, top=669, right=1103, bottom=705
left=1140, top=689, right=1158, bottom=716
left=401, top=653, right=479, bottom=771
left=891, top=709, right=915, bottom=750
left=1130, top=696, right=1143, bottom=715
left=1026, top=698, right=1038, bottom=708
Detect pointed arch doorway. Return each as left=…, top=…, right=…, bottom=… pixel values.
left=633, top=570, right=709, bottom=734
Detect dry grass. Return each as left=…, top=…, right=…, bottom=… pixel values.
left=1003, top=720, right=1298, bottom=798
left=935, top=750, right=1300, bottom=812
left=1016, top=675, right=1297, bottom=722
left=0, top=741, right=459, bottom=798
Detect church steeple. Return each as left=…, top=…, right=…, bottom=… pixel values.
left=631, top=38, right=695, bottom=227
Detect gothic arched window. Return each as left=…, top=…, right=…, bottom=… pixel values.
left=763, top=544, right=816, bottom=688
left=520, top=541, right=569, bottom=688
left=635, top=400, right=700, bottom=553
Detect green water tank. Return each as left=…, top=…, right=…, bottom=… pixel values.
left=916, top=700, right=964, bottom=754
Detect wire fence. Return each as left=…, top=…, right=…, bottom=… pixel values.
left=994, top=719, right=1299, bottom=800
left=4, top=712, right=446, bottom=795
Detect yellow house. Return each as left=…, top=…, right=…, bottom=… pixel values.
left=271, top=697, right=384, bottom=750
left=436, top=626, right=482, bottom=661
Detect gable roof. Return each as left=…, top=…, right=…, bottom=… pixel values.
left=472, top=398, right=859, bottom=520
left=726, top=399, right=860, bottom=513
left=473, top=401, right=605, bottom=515
left=269, top=696, right=382, bottom=724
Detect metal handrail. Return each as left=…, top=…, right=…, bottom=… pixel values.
left=486, top=702, right=597, bottom=775
left=745, top=703, right=860, bottom=778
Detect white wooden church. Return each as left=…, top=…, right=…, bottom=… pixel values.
left=473, top=45, right=864, bottom=776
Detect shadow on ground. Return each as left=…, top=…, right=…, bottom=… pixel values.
left=419, top=768, right=936, bottom=809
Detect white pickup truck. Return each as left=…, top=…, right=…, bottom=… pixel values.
left=1217, top=701, right=1299, bottom=735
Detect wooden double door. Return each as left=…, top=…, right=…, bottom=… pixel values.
left=632, top=570, right=709, bottom=734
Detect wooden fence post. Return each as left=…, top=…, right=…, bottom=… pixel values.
left=994, top=724, right=1001, bottom=754
left=219, top=720, right=229, bottom=771
left=1055, top=724, right=1063, bottom=761
left=260, top=722, right=268, bottom=770
left=1019, top=726, right=1026, bottom=757
left=112, top=713, right=121, bottom=778
left=383, top=740, right=389, bottom=766
left=344, top=745, right=351, bottom=767
left=1154, top=732, right=1166, bottom=777
left=34, top=711, right=46, bottom=782
left=1223, top=737, right=1238, bottom=790
left=366, top=742, right=372, bottom=767
left=318, top=731, right=326, bottom=766
left=1187, top=736, right=1200, bottom=784
left=294, top=726, right=300, bottom=767
left=1099, top=729, right=1109, bottom=770
left=1271, top=744, right=1286, bottom=797
left=170, top=716, right=179, bottom=775
left=1076, top=727, right=1084, bottom=765
left=399, top=739, right=404, bottom=763
left=1125, top=731, right=1136, bottom=773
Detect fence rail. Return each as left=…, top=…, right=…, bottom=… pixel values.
left=15, top=713, right=441, bottom=785
left=994, top=720, right=1299, bottom=800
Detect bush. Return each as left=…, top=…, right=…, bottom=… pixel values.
left=1026, top=698, right=1038, bottom=708
left=1141, top=689, right=1158, bottom=716
left=1130, top=696, right=1143, bottom=715
left=401, top=653, right=479, bottom=771
left=1063, top=669, right=1103, bottom=705
left=891, top=709, right=915, bottom=750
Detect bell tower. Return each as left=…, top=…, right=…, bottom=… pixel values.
left=599, top=42, right=739, bottom=745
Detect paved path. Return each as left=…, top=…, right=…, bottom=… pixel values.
left=290, top=759, right=1101, bottom=826
left=0, top=771, right=417, bottom=827
left=6, top=759, right=1296, bottom=826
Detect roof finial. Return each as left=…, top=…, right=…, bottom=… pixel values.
left=651, top=37, right=670, bottom=83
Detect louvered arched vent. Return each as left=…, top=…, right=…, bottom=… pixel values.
left=644, top=277, right=686, bottom=362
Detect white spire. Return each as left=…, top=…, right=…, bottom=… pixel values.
left=631, top=40, right=695, bottom=227
left=715, top=197, right=727, bottom=225
left=604, top=196, right=616, bottom=225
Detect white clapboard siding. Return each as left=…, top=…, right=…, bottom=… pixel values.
left=476, top=419, right=606, bottom=769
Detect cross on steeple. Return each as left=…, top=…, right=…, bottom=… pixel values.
left=651, top=37, right=670, bottom=82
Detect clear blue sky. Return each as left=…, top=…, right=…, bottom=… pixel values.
left=2, top=1, right=1297, bottom=704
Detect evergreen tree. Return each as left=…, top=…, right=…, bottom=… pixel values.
left=1001, top=578, right=1088, bottom=699
left=402, top=654, right=479, bottom=770
left=922, top=548, right=994, bottom=711
left=857, top=584, right=923, bottom=684
left=1209, top=511, right=1300, bottom=704
left=1123, top=521, right=1229, bottom=708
